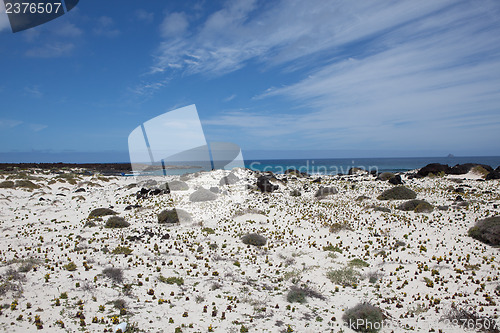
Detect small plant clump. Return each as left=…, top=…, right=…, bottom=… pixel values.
left=286, top=285, right=325, bottom=303
left=111, top=246, right=133, bottom=255
left=63, top=262, right=77, bottom=271
left=102, top=267, right=124, bottom=283
left=105, top=216, right=130, bottom=228
left=326, top=267, right=361, bottom=287
left=158, top=276, right=184, bottom=286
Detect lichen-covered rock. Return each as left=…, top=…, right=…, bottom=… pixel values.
left=378, top=186, right=416, bottom=200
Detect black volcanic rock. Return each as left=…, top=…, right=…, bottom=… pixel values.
left=448, top=163, right=493, bottom=175
left=256, top=176, right=279, bottom=193
left=388, top=175, right=403, bottom=185
left=486, top=169, right=500, bottom=180
left=417, top=163, right=450, bottom=177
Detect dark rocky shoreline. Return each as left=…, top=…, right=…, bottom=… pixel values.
left=0, top=163, right=132, bottom=175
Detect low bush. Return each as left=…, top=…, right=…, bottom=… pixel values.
left=88, top=208, right=117, bottom=218
left=241, top=233, right=267, bottom=247
left=159, top=276, right=184, bottom=286
left=14, top=180, right=40, bottom=189
left=348, top=259, right=370, bottom=268
left=397, top=199, right=433, bottom=213
left=105, top=216, right=130, bottom=228
left=111, top=246, right=133, bottom=255
left=326, top=267, right=361, bottom=287
left=0, top=180, right=14, bottom=188
left=102, top=267, right=123, bottom=283
left=442, top=303, right=499, bottom=333
left=286, top=285, right=326, bottom=304
left=468, top=216, right=500, bottom=246
left=343, top=302, right=384, bottom=333
left=377, top=186, right=416, bottom=200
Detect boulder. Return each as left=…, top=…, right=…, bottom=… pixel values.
left=448, top=163, right=493, bottom=175
left=88, top=208, right=118, bottom=218
left=377, top=172, right=394, bottom=181
left=378, top=186, right=417, bottom=200
left=486, top=169, right=500, bottom=180
left=348, top=167, right=366, bottom=175
left=373, top=206, right=391, bottom=213
left=417, top=163, right=450, bottom=177
left=157, top=208, right=191, bottom=224
left=219, top=173, right=240, bottom=186
left=256, top=176, right=279, bottom=193
left=285, top=169, right=308, bottom=177
left=388, top=175, right=403, bottom=185
left=315, top=186, right=338, bottom=198
left=209, top=186, right=219, bottom=193
left=241, top=233, right=267, bottom=247
left=189, top=188, right=217, bottom=202
left=290, top=189, right=302, bottom=197
left=167, top=180, right=189, bottom=191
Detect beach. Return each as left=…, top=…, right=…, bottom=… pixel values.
left=0, top=164, right=499, bottom=332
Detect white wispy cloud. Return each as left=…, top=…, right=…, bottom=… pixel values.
left=24, top=86, right=43, bottom=98
left=136, top=9, right=154, bottom=23
left=151, top=0, right=500, bottom=152
left=93, top=16, right=120, bottom=37
left=160, top=12, right=189, bottom=38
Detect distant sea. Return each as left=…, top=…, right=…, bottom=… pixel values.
left=244, top=156, right=500, bottom=175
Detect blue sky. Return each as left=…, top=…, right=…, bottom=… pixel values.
left=1, top=0, right=500, bottom=162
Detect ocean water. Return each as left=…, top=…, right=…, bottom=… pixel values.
left=244, top=156, right=500, bottom=175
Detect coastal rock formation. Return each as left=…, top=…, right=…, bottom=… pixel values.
left=448, top=163, right=493, bottom=175
left=417, top=163, right=450, bottom=177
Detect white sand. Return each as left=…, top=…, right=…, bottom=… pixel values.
left=0, top=168, right=499, bottom=332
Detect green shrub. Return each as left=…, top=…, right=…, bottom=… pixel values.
left=323, top=244, right=342, bottom=253
left=377, top=186, right=416, bottom=200
left=326, top=267, right=361, bottom=287
left=88, top=208, right=117, bottom=218
left=102, top=267, right=123, bottom=283
left=348, top=259, right=369, bottom=268
left=397, top=199, right=433, bottom=213
left=201, top=227, right=215, bottom=234
left=343, top=302, right=384, bottom=333
left=105, top=216, right=130, bottom=228
left=468, top=216, right=500, bottom=246
left=14, top=180, right=40, bottom=189
left=111, top=246, right=133, bottom=255
left=286, top=285, right=325, bottom=303
left=241, top=233, right=267, bottom=247
left=159, top=276, right=184, bottom=286
left=63, top=262, right=77, bottom=271
left=0, top=180, right=14, bottom=188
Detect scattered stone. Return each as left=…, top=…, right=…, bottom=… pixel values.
left=290, top=189, right=302, bottom=197
left=312, top=177, right=322, bottom=183
left=355, top=195, right=370, bottom=202
left=348, top=167, right=366, bottom=175
left=124, top=204, right=141, bottom=211
left=377, top=172, right=394, bottom=181
left=373, top=206, right=391, bottom=213
left=74, top=188, right=86, bottom=193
